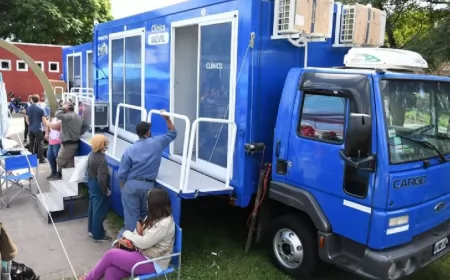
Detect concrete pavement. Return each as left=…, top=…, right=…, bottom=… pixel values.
left=1, top=116, right=110, bottom=279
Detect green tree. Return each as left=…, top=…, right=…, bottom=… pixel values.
left=0, top=0, right=113, bottom=45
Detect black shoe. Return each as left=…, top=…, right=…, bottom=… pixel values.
left=51, top=172, right=62, bottom=180
left=46, top=173, right=57, bottom=180
left=39, top=159, right=46, bottom=164
left=23, top=139, right=27, bottom=143
left=93, top=235, right=112, bottom=243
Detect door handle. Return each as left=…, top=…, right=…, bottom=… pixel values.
left=276, top=140, right=281, bottom=158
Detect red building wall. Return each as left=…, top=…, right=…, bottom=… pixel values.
left=0, top=42, right=63, bottom=101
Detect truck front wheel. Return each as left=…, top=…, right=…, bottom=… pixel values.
left=269, top=214, right=319, bottom=278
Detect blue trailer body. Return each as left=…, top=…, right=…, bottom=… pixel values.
left=62, top=42, right=94, bottom=91
left=79, top=0, right=350, bottom=220
left=69, top=1, right=450, bottom=279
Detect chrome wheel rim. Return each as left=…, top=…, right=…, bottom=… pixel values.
left=273, top=228, right=304, bottom=269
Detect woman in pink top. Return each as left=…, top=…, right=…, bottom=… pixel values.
left=44, top=114, right=62, bottom=180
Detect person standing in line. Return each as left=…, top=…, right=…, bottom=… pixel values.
left=117, top=111, right=176, bottom=233
left=20, top=95, right=32, bottom=144
left=44, top=113, right=62, bottom=179
left=54, top=102, right=89, bottom=179
left=25, top=95, right=46, bottom=163
left=87, top=134, right=112, bottom=242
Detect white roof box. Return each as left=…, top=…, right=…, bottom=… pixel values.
left=343, top=48, right=428, bottom=72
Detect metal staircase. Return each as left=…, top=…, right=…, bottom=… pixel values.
left=35, top=156, right=90, bottom=223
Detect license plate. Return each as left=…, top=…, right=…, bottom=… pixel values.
left=433, top=237, right=449, bottom=255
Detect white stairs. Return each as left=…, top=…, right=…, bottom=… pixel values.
left=35, top=156, right=89, bottom=223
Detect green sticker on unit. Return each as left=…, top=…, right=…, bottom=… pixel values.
left=394, top=137, right=401, bottom=145
left=362, top=54, right=381, bottom=62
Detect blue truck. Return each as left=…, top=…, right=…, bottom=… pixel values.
left=51, top=1, right=450, bottom=279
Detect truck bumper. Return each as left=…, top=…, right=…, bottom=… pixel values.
left=319, top=220, right=450, bottom=280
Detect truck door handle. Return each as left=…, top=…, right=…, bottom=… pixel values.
left=276, top=140, right=281, bottom=158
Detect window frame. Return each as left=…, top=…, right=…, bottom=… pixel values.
left=48, top=61, right=60, bottom=73
left=35, top=61, right=44, bottom=70
left=380, top=78, right=450, bottom=165
left=0, top=59, right=12, bottom=71
left=16, top=60, right=28, bottom=72
left=296, top=91, right=348, bottom=145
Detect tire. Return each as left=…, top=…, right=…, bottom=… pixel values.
left=268, top=213, right=319, bottom=279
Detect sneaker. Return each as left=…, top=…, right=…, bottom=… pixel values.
left=51, top=172, right=62, bottom=180
left=93, top=236, right=112, bottom=243
left=22, top=139, right=27, bottom=143
left=46, top=173, right=57, bottom=180
left=88, top=232, right=93, bottom=237
left=39, top=159, right=46, bottom=164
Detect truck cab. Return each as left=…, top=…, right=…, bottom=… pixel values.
left=269, top=48, right=450, bottom=280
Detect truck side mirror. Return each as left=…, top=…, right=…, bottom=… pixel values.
left=340, top=112, right=376, bottom=171
left=345, top=113, right=372, bottom=157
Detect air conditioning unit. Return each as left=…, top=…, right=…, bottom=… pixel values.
left=339, top=4, right=386, bottom=47
left=272, top=0, right=334, bottom=39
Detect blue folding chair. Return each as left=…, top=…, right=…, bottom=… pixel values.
left=0, top=154, right=38, bottom=208
left=112, top=224, right=182, bottom=280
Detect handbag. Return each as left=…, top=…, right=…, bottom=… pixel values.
left=114, top=238, right=137, bottom=252
left=69, top=155, right=88, bottom=183
left=114, top=221, right=145, bottom=252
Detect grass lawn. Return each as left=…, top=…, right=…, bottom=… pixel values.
left=105, top=197, right=450, bottom=280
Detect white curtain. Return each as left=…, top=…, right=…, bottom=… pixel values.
left=0, top=73, right=9, bottom=139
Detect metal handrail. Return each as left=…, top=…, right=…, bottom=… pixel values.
left=77, top=94, right=95, bottom=133
left=70, top=87, right=94, bottom=95
left=184, top=118, right=237, bottom=192
left=147, top=109, right=191, bottom=192
left=61, top=92, right=79, bottom=114
left=112, top=103, right=147, bottom=156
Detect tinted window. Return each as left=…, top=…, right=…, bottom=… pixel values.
left=298, top=93, right=346, bottom=143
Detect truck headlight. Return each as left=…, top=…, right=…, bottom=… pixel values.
left=389, top=215, right=409, bottom=227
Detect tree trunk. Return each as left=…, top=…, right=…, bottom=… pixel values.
left=386, top=22, right=397, bottom=48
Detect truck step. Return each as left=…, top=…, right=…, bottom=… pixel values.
left=35, top=191, right=90, bottom=224
left=49, top=180, right=78, bottom=199
left=35, top=192, right=64, bottom=223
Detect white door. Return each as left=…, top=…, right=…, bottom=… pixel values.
left=195, top=17, right=237, bottom=180
left=109, top=29, right=146, bottom=143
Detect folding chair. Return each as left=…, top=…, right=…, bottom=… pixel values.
left=0, top=154, right=38, bottom=208
left=111, top=224, right=182, bottom=280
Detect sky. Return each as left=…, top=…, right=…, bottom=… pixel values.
left=110, top=0, right=188, bottom=19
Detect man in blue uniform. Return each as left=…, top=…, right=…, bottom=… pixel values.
left=117, top=112, right=176, bottom=232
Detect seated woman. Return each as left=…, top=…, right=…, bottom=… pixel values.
left=79, top=187, right=175, bottom=280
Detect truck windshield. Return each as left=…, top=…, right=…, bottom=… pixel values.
left=381, top=79, right=450, bottom=164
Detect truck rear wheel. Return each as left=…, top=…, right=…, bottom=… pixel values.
left=269, top=213, right=319, bottom=278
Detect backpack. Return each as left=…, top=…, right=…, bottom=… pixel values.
left=10, top=261, right=39, bottom=280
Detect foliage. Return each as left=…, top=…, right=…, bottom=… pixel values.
left=0, top=0, right=113, bottom=45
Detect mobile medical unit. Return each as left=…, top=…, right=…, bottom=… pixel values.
left=37, top=1, right=450, bottom=279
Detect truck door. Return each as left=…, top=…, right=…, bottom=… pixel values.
left=285, top=70, right=375, bottom=245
